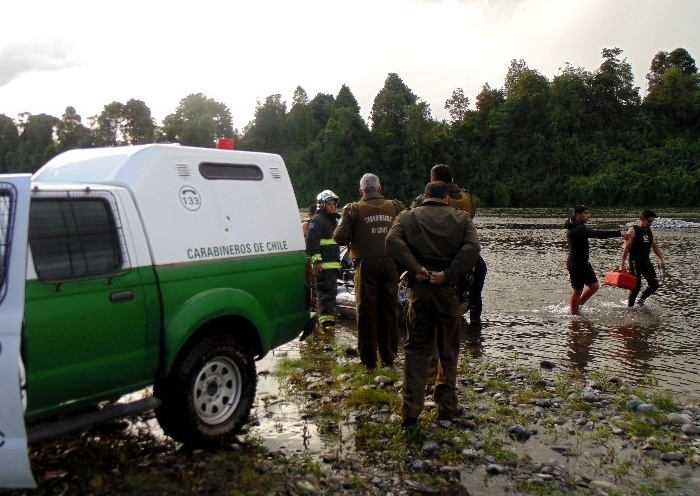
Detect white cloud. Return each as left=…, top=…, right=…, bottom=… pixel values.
left=1, top=0, right=699, bottom=128
left=0, top=40, right=78, bottom=86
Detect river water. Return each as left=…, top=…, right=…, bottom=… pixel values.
left=253, top=207, right=700, bottom=454
left=467, top=207, right=700, bottom=396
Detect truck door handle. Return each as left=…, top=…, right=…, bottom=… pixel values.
left=110, top=291, right=135, bottom=302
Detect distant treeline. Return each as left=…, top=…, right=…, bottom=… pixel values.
left=1, top=47, right=698, bottom=208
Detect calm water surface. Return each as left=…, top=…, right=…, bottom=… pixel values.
left=472, top=207, right=700, bottom=397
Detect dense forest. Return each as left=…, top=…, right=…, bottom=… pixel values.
left=1, top=47, right=698, bottom=208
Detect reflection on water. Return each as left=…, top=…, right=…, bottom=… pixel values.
left=469, top=207, right=700, bottom=398
left=254, top=325, right=358, bottom=456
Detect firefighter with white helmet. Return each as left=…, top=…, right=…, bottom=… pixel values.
left=306, top=190, right=341, bottom=331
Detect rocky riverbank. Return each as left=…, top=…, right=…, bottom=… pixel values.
left=8, top=324, right=700, bottom=496
left=255, top=325, right=700, bottom=495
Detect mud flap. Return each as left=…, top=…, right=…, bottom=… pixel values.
left=0, top=175, right=35, bottom=488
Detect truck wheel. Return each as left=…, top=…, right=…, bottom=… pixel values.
left=154, top=336, right=256, bottom=447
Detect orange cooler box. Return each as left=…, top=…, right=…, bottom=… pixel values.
left=604, top=269, right=637, bottom=290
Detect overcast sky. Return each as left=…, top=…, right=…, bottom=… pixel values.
left=1, top=0, right=698, bottom=130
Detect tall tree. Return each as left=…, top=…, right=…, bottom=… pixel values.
left=238, top=94, right=287, bottom=154
left=334, top=84, right=361, bottom=115
left=302, top=107, right=375, bottom=205
left=55, top=106, right=92, bottom=152
left=13, top=113, right=60, bottom=172
left=91, top=102, right=126, bottom=147
left=161, top=93, right=234, bottom=147
left=308, top=93, right=335, bottom=129
left=0, top=114, right=19, bottom=172
left=445, top=88, right=470, bottom=122
left=122, top=99, right=156, bottom=144
left=285, top=86, right=320, bottom=149
left=587, top=48, right=640, bottom=132
left=502, top=59, right=550, bottom=132
left=643, top=48, right=700, bottom=136
left=549, top=64, right=592, bottom=136
left=647, top=48, right=698, bottom=91
left=369, top=73, right=418, bottom=196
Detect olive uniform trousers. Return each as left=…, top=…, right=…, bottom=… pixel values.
left=403, top=281, right=461, bottom=420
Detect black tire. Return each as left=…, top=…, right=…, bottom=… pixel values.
left=154, top=336, right=256, bottom=447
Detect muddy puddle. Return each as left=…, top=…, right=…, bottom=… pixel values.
left=251, top=319, right=358, bottom=457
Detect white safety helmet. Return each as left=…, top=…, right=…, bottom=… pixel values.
left=316, top=190, right=339, bottom=208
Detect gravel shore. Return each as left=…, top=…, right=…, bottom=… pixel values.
left=252, top=325, right=700, bottom=495
left=9, top=324, right=700, bottom=495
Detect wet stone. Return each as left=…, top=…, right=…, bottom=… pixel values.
left=661, top=451, right=686, bottom=463
left=507, top=424, right=531, bottom=440
left=667, top=413, right=693, bottom=425
left=638, top=403, right=659, bottom=413
left=681, top=424, right=700, bottom=435
left=461, top=448, right=480, bottom=459
left=486, top=463, right=507, bottom=475
left=374, top=375, right=393, bottom=385
left=295, top=480, right=318, bottom=492
left=439, top=465, right=461, bottom=479
left=590, top=480, right=617, bottom=491
left=421, top=441, right=440, bottom=458
left=583, top=392, right=599, bottom=402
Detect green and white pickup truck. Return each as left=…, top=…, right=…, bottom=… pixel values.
left=0, top=144, right=314, bottom=488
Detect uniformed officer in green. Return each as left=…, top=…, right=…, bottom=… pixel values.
left=386, top=181, right=480, bottom=428
left=333, top=173, right=405, bottom=369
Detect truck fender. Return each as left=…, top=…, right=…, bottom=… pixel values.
left=161, top=288, right=270, bottom=374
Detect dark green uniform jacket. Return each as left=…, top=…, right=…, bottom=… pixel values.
left=333, top=192, right=405, bottom=258
left=386, top=198, right=480, bottom=283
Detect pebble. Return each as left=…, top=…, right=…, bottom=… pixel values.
left=485, top=463, right=506, bottom=475
left=682, top=424, right=700, bottom=435
left=638, top=403, right=659, bottom=413
left=373, top=375, right=393, bottom=385
left=661, top=452, right=686, bottom=463
left=261, top=336, right=700, bottom=496
left=590, top=479, right=617, bottom=490
left=421, top=441, right=440, bottom=458
left=507, top=424, right=531, bottom=440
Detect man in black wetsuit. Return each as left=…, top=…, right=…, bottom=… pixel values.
left=620, top=209, right=666, bottom=307
left=565, top=205, right=629, bottom=315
